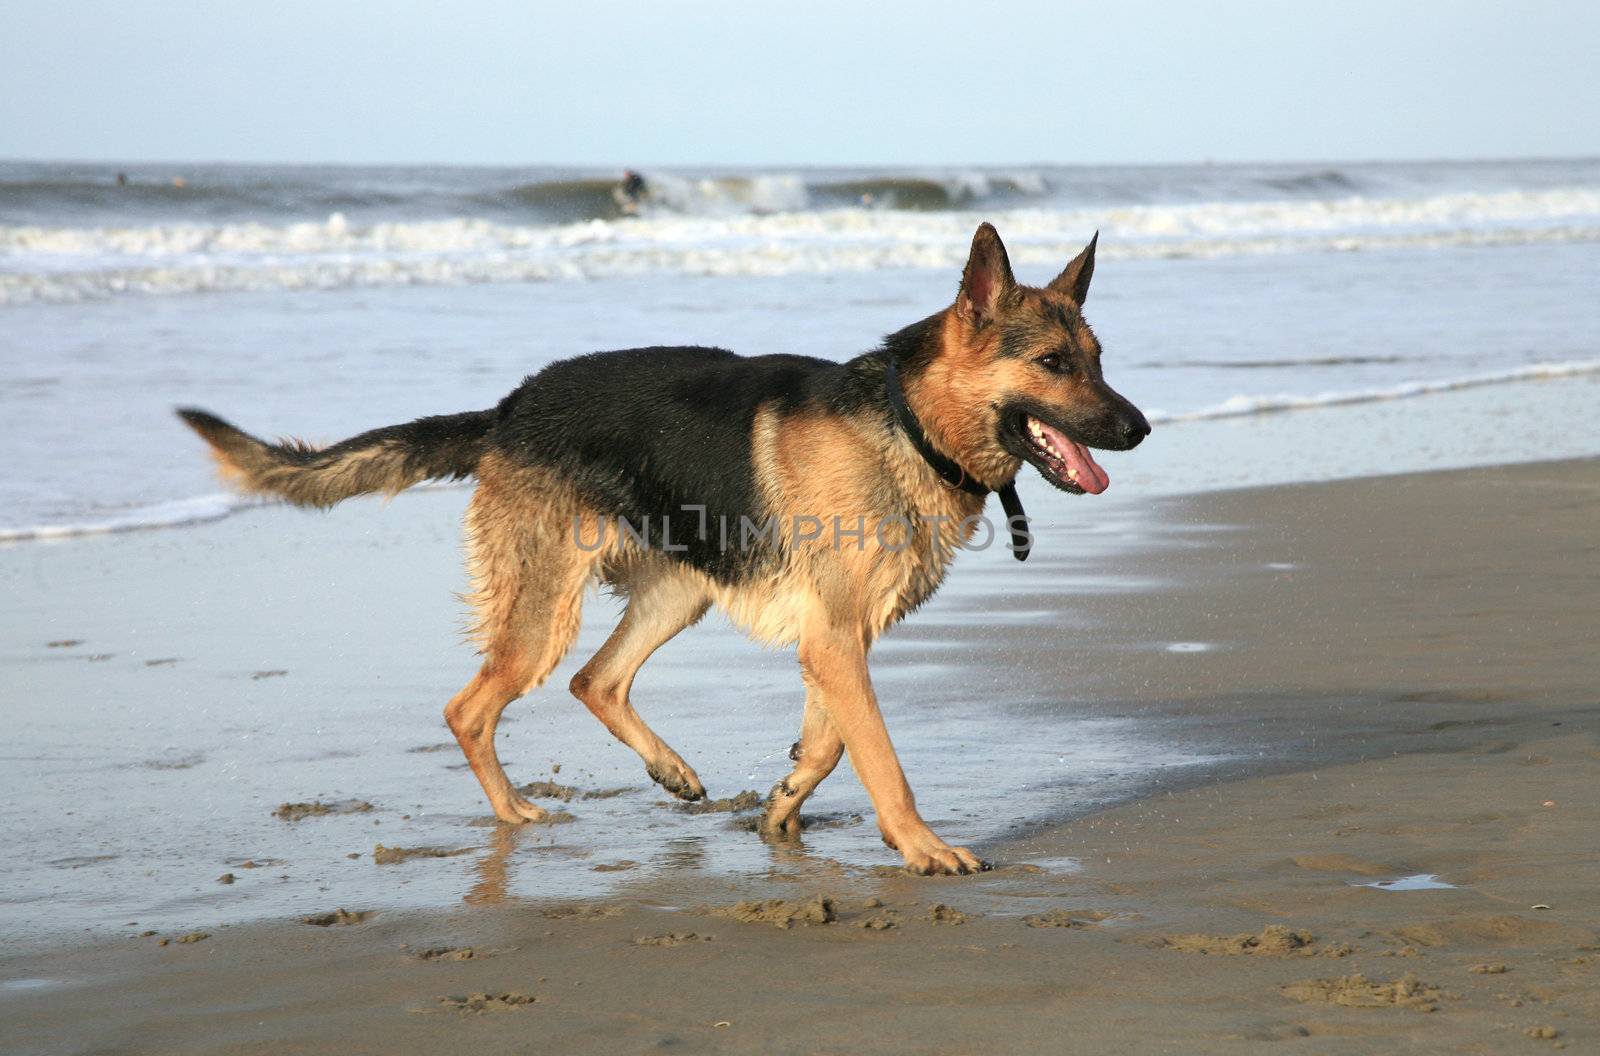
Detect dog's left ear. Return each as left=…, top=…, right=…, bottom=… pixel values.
left=1048, top=231, right=1098, bottom=305
left=956, top=222, right=1017, bottom=328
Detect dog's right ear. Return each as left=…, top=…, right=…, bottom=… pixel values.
left=955, top=222, right=1017, bottom=328
left=1048, top=231, right=1098, bottom=305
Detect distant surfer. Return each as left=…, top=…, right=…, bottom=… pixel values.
left=613, top=169, right=648, bottom=215
left=115, top=172, right=128, bottom=187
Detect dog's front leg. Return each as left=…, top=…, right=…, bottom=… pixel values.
left=797, top=626, right=985, bottom=875
left=759, top=687, right=844, bottom=839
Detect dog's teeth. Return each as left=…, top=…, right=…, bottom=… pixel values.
left=1027, top=418, right=1044, bottom=437
left=1067, top=468, right=1079, bottom=480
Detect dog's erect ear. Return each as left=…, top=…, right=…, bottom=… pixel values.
left=956, top=222, right=1017, bottom=328
left=1048, top=231, right=1098, bottom=305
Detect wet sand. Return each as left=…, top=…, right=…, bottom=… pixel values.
left=3, top=458, right=1598, bottom=1053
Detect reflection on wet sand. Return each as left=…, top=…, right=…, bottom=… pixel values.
left=465, top=824, right=525, bottom=906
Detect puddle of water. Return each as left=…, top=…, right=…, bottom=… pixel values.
left=1164, top=642, right=1215, bottom=653
left=1355, top=874, right=1457, bottom=891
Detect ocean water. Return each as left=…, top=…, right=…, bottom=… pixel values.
left=2, top=158, right=1600, bottom=539
left=3, top=158, right=1600, bottom=939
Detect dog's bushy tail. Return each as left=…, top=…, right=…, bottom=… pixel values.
left=176, top=407, right=495, bottom=509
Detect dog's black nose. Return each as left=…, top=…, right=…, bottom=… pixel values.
left=1120, top=412, right=1151, bottom=448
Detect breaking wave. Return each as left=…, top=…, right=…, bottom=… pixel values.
left=4, top=185, right=1600, bottom=305
left=0, top=494, right=247, bottom=543
left=1146, top=359, right=1600, bottom=424
left=0, top=169, right=1057, bottom=226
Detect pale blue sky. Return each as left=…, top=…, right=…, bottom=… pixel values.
left=2, top=1, right=1595, bottom=166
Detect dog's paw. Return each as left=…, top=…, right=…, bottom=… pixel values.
left=886, top=828, right=988, bottom=876
left=646, top=759, right=705, bottom=802
left=758, top=781, right=804, bottom=840
left=509, top=797, right=550, bottom=823
left=489, top=796, right=550, bottom=825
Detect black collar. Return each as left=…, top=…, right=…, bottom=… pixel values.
left=884, top=358, right=1030, bottom=561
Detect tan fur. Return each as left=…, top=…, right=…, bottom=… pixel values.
left=569, top=564, right=710, bottom=800
left=435, top=393, right=996, bottom=866
left=912, top=313, right=1025, bottom=488
left=205, top=436, right=426, bottom=508
left=439, top=300, right=1063, bottom=870
left=445, top=453, right=600, bottom=823
left=196, top=227, right=1133, bottom=876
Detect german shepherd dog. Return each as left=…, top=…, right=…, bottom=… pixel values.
left=179, top=224, right=1148, bottom=875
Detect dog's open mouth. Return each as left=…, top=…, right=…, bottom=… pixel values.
left=1019, top=414, right=1109, bottom=495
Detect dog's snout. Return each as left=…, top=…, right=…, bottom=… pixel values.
left=1120, top=410, right=1151, bottom=448
left=1089, top=382, right=1150, bottom=450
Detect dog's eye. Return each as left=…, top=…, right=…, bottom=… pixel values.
left=1037, top=353, right=1073, bottom=374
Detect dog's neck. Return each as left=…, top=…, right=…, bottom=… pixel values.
left=892, top=312, right=1022, bottom=492
left=884, top=315, right=1031, bottom=561
left=884, top=358, right=989, bottom=498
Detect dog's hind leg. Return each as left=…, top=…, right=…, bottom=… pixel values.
left=570, top=568, right=710, bottom=801
left=446, top=458, right=595, bottom=824
left=759, top=688, right=844, bottom=839
left=445, top=657, right=562, bottom=824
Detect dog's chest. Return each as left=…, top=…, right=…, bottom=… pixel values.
left=868, top=488, right=988, bottom=636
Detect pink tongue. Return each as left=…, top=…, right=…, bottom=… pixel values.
left=1041, top=423, right=1110, bottom=494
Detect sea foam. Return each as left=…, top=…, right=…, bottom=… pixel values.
left=3, top=186, right=1598, bottom=305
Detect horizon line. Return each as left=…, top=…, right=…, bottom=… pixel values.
left=4, top=153, right=1597, bottom=173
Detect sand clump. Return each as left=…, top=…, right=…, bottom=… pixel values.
left=855, top=898, right=898, bottom=929
left=1280, top=973, right=1452, bottom=1012
left=680, top=789, right=764, bottom=815
left=429, top=992, right=536, bottom=1015
left=634, top=933, right=713, bottom=947
left=302, top=908, right=374, bottom=927
left=715, top=895, right=836, bottom=929
left=1154, top=925, right=1352, bottom=957
left=372, top=843, right=471, bottom=865
left=273, top=800, right=375, bottom=822
left=519, top=779, right=636, bottom=802
left=927, top=903, right=969, bottom=925
left=591, top=860, right=638, bottom=873
left=580, top=786, right=634, bottom=800
left=411, top=946, right=490, bottom=961
left=1023, top=908, right=1112, bottom=929
left=519, top=780, right=578, bottom=802
left=540, top=903, right=622, bottom=921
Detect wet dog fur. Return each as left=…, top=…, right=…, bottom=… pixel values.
left=178, top=224, right=1149, bottom=875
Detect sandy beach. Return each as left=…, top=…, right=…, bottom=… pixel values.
left=4, top=456, right=1595, bottom=1054
left=5, top=5, right=1599, bottom=1051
